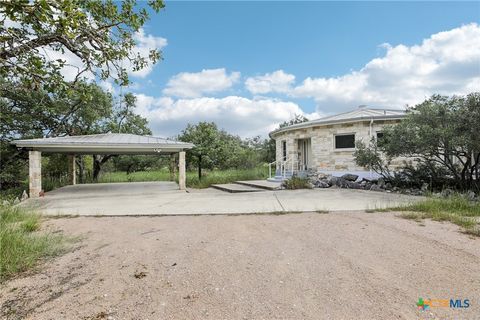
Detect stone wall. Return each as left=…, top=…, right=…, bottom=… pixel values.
left=273, top=120, right=407, bottom=172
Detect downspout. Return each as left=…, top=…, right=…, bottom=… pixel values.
left=369, top=118, right=374, bottom=179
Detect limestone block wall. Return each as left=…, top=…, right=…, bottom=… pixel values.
left=273, top=119, right=407, bottom=172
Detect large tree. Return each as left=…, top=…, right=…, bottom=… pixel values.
left=354, top=93, right=480, bottom=190
left=178, top=122, right=222, bottom=180
left=0, top=0, right=164, bottom=94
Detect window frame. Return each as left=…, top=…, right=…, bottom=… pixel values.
left=281, top=140, right=287, bottom=161
left=334, top=133, right=356, bottom=150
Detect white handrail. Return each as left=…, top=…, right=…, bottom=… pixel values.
left=269, top=157, right=300, bottom=179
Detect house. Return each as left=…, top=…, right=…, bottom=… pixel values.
left=268, top=106, right=407, bottom=180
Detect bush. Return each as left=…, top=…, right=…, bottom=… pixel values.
left=282, top=176, right=312, bottom=190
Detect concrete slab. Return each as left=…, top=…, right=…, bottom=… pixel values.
left=211, top=183, right=264, bottom=193
left=235, top=180, right=281, bottom=190
left=22, top=181, right=423, bottom=216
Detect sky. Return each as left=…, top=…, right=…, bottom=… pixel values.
left=103, top=1, right=480, bottom=138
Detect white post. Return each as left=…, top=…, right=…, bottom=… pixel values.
left=29, top=151, right=42, bottom=198
left=178, top=151, right=186, bottom=190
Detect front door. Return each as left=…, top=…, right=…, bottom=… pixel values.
left=297, top=138, right=311, bottom=171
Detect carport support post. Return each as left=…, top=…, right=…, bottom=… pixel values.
left=68, top=154, right=76, bottom=185
left=179, top=151, right=186, bottom=190
left=29, top=150, right=42, bottom=198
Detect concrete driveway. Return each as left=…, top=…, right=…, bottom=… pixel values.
left=24, top=182, right=421, bottom=216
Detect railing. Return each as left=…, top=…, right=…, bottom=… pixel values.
left=268, top=157, right=299, bottom=179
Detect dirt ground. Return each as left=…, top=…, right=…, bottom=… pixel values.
left=1, top=212, right=479, bottom=320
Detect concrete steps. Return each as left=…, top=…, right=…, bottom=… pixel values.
left=234, top=180, right=282, bottom=191
left=211, top=180, right=283, bottom=193
left=211, top=183, right=265, bottom=193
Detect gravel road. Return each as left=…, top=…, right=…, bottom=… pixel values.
left=1, top=212, right=479, bottom=320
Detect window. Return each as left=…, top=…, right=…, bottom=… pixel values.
left=282, top=140, right=287, bottom=160
left=335, top=134, right=355, bottom=149
left=376, top=131, right=386, bottom=146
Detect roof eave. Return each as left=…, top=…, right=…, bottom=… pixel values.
left=269, top=114, right=406, bottom=138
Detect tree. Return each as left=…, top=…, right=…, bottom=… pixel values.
left=1, top=81, right=113, bottom=189
left=0, top=0, right=164, bottom=94
left=278, top=114, right=309, bottom=128
left=354, top=93, right=480, bottom=190
left=91, top=93, right=152, bottom=181
left=178, top=122, right=222, bottom=180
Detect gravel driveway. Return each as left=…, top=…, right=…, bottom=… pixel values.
left=1, top=212, right=479, bottom=320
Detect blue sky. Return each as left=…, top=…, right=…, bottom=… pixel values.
left=114, top=1, right=480, bottom=137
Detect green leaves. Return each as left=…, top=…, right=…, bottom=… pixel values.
left=0, top=0, right=164, bottom=92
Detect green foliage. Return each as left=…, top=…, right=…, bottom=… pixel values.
left=96, top=167, right=268, bottom=188
left=278, top=114, right=309, bottom=128
left=282, top=176, right=312, bottom=190
left=354, top=93, right=480, bottom=191
left=0, top=0, right=164, bottom=93
left=178, top=122, right=272, bottom=179
left=354, top=139, right=393, bottom=180
left=0, top=204, right=67, bottom=282
left=112, top=155, right=165, bottom=175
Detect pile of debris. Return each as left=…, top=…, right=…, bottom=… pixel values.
left=306, top=171, right=425, bottom=195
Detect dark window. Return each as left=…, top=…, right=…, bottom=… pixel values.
left=282, top=141, right=287, bottom=160
left=376, top=131, right=386, bottom=146
left=335, top=134, right=355, bottom=149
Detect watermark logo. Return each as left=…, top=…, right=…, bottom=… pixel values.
left=417, top=297, right=470, bottom=311
left=417, top=298, right=430, bottom=311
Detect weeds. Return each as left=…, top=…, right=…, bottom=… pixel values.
left=374, top=194, right=480, bottom=236
left=0, top=204, right=68, bottom=282
left=282, top=176, right=312, bottom=190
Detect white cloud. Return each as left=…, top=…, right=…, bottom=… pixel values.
left=163, top=68, right=241, bottom=98
left=128, top=28, right=168, bottom=78
left=291, top=23, right=480, bottom=111
left=135, top=94, right=316, bottom=138
left=245, top=70, right=295, bottom=94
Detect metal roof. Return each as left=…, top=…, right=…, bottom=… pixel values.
left=270, top=107, right=407, bottom=137
left=11, top=133, right=194, bottom=154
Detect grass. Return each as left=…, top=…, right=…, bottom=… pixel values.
left=0, top=204, right=68, bottom=282
left=98, top=166, right=269, bottom=189
left=370, top=194, right=480, bottom=236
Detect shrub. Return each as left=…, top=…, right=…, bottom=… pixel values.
left=282, top=176, right=312, bottom=190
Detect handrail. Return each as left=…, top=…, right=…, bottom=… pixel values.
left=268, top=157, right=299, bottom=179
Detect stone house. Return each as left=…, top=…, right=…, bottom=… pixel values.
left=268, top=106, right=407, bottom=179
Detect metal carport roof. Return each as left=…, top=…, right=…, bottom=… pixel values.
left=11, top=133, right=194, bottom=155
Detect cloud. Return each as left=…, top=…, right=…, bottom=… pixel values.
left=291, top=23, right=480, bottom=110
left=128, top=28, right=168, bottom=78
left=163, top=68, right=241, bottom=98
left=245, top=70, right=295, bottom=94
left=135, top=94, right=317, bottom=138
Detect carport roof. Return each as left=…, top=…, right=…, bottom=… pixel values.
left=11, top=133, right=194, bottom=154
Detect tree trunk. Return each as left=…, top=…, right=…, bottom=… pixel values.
left=198, top=154, right=202, bottom=180
left=76, top=156, right=85, bottom=183
left=93, top=156, right=102, bottom=182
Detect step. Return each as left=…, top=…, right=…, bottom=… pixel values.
left=234, top=180, right=282, bottom=191
left=211, top=183, right=265, bottom=193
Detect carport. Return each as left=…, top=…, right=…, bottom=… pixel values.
left=11, top=133, right=194, bottom=197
